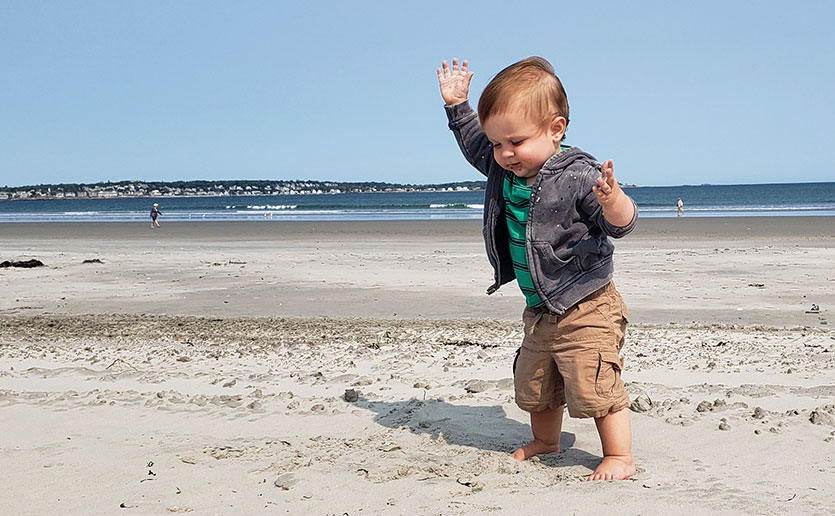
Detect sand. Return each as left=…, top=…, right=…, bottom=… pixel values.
left=1, top=217, right=834, bottom=515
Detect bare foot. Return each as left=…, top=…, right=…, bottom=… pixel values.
left=510, top=439, right=560, bottom=461
left=587, top=455, right=636, bottom=481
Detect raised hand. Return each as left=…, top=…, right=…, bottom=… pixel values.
left=437, top=58, right=473, bottom=106
left=593, top=159, right=621, bottom=207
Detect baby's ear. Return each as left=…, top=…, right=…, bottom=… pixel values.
left=549, top=116, right=567, bottom=142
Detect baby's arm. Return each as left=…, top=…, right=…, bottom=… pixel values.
left=593, top=160, right=636, bottom=228
left=438, top=58, right=495, bottom=176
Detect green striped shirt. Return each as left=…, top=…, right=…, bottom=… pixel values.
left=503, top=173, right=543, bottom=307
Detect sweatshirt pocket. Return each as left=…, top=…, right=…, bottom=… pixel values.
left=530, top=242, right=582, bottom=292
left=531, top=241, right=575, bottom=271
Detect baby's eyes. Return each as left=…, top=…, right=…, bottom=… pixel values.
left=491, top=139, right=524, bottom=149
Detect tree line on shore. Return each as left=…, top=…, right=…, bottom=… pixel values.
left=1, top=179, right=487, bottom=200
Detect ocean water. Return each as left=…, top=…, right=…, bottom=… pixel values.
left=0, top=182, right=833, bottom=223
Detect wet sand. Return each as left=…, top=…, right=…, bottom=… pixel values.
left=1, top=217, right=833, bottom=325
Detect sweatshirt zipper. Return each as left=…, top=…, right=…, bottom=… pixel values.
left=486, top=175, right=503, bottom=295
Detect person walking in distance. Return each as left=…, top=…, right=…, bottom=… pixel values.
left=150, top=203, right=162, bottom=228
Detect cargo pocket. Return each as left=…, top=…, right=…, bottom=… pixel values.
left=594, top=351, right=624, bottom=397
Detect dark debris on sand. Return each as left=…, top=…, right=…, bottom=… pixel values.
left=0, top=259, right=45, bottom=268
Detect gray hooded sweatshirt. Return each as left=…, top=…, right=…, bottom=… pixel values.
left=445, top=101, right=638, bottom=314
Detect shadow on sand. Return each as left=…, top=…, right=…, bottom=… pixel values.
left=356, top=396, right=601, bottom=471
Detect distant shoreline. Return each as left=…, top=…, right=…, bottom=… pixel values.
left=0, top=179, right=486, bottom=201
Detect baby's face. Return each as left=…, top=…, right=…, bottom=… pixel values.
left=482, top=110, right=564, bottom=184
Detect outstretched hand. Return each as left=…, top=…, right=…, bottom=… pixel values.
left=593, top=160, right=621, bottom=207
left=593, top=159, right=636, bottom=227
left=437, top=58, right=473, bottom=106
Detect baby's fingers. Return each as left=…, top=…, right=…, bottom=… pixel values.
left=601, top=159, right=617, bottom=186
left=596, top=176, right=612, bottom=195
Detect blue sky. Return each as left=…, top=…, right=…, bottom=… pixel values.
left=1, top=1, right=833, bottom=187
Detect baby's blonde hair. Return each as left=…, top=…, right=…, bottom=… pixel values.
left=478, top=56, right=570, bottom=138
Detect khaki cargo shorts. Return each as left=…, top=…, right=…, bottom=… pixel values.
left=513, top=281, right=630, bottom=419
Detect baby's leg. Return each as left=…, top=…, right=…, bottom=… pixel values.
left=511, top=404, right=564, bottom=461
left=589, top=407, right=636, bottom=480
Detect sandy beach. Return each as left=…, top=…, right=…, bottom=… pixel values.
left=2, top=217, right=834, bottom=515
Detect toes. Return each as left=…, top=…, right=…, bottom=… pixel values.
left=588, top=469, right=617, bottom=481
